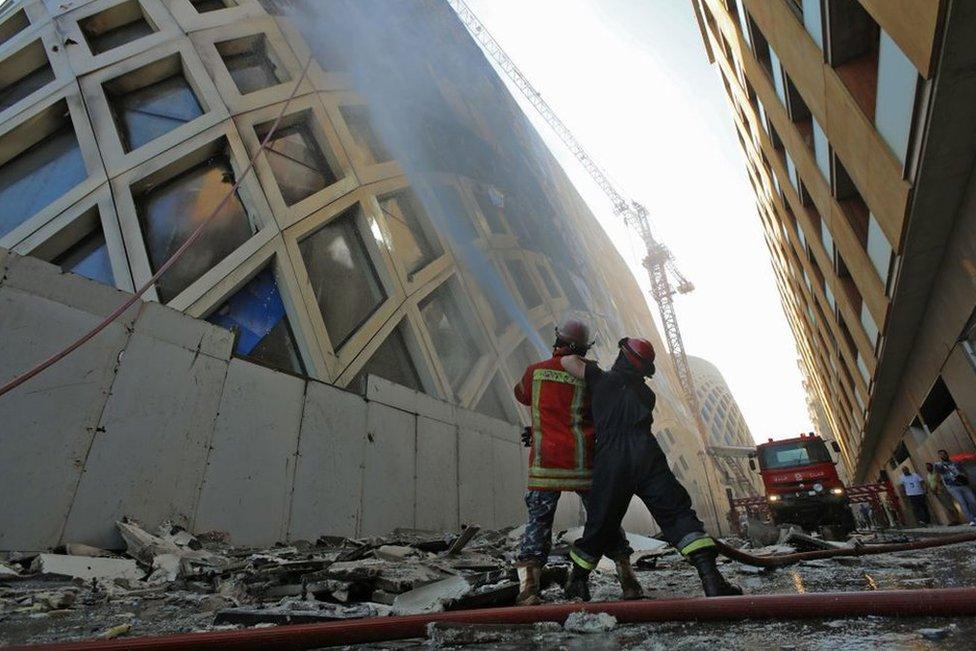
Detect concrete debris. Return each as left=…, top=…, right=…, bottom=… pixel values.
left=214, top=600, right=386, bottom=626
left=373, top=545, right=418, bottom=562
left=0, top=562, right=19, bottom=576
left=563, top=610, right=617, bottom=633
left=426, top=621, right=562, bottom=647
left=391, top=575, right=472, bottom=615
left=30, top=554, right=144, bottom=583
left=917, top=627, right=949, bottom=641
left=445, top=525, right=480, bottom=556
left=97, top=622, right=131, bottom=639
left=63, top=544, right=115, bottom=558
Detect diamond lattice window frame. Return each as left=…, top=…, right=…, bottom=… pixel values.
left=59, top=0, right=181, bottom=75
left=161, top=0, right=264, bottom=33
left=323, top=91, right=401, bottom=186
left=0, top=24, right=73, bottom=125
left=110, top=121, right=275, bottom=308
left=238, top=93, right=355, bottom=229
left=12, top=183, right=133, bottom=291
left=283, top=188, right=402, bottom=376
left=0, top=88, right=105, bottom=249
left=80, top=38, right=227, bottom=177
left=190, top=16, right=312, bottom=115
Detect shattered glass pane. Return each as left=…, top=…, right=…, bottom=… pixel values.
left=207, top=266, right=305, bottom=375
left=110, top=73, right=203, bottom=152
left=299, top=206, right=386, bottom=348
left=473, top=189, right=508, bottom=234
left=379, top=190, right=441, bottom=275
left=218, top=34, right=289, bottom=95
left=349, top=325, right=422, bottom=394
left=52, top=229, right=114, bottom=286
left=259, top=118, right=337, bottom=206
left=0, top=59, right=54, bottom=113
left=420, top=284, right=480, bottom=392
left=136, top=155, right=253, bottom=302
left=340, top=105, right=392, bottom=164
left=80, top=2, right=156, bottom=56
left=0, top=123, right=86, bottom=238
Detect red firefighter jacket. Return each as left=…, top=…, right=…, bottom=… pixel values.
left=514, top=353, right=594, bottom=491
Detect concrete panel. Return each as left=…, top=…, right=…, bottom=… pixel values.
left=360, top=402, right=416, bottom=535
left=367, top=375, right=418, bottom=415
left=289, top=381, right=368, bottom=540
left=0, top=286, right=129, bottom=550
left=62, top=332, right=228, bottom=549
left=491, top=437, right=524, bottom=528
left=133, top=301, right=233, bottom=361
left=416, top=416, right=459, bottom=532
left=195, top=360, right=306, bottom=546
left=458, top=427, right=494, bottom=526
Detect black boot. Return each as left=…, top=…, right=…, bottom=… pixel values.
left=687, top=548, right=742, bottom=597
left=564, top=562, right=591, bottom=601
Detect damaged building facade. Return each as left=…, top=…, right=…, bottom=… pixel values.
left=693, top=0, right=976, bottom=485
left=0, top=0, right=731, bottom=551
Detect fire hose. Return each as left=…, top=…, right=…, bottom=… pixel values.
left=14, top=532, right=976, bottom=651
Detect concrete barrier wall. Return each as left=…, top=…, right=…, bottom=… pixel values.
left=0, top=250, right=535, bottom=551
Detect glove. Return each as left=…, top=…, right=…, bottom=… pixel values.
left=521, top=426, right=532, bottom=448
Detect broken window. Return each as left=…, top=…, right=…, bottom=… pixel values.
left=190, top=0, right=236, bottom=12
left=299, top=206, right=386, bottom=348
left=135, top=153, right=253, bottom=302
left=0, top=104, right=86, bottom=238
left=79, top=1, right=156, bottom=56
left=216, top=34, right=290, bottom=95
left=506, top=259, right=542, bottom=309
left=53, top=228, right=114, bottom=286
left=349, top=324, right=422, bottom=394
left=473, top=188, right=508, bottom=234
left=0, top=8, right=29, bottom=48
left=0, top=39, right=55, bottom=113
left=257, top=112, right=338, bottom=206
left=105, top=54, right=204, bottom=153
left=920, top=378, right=956, bottom=432
left=420, top=283, right=481, bottom=393
left=340, top=105, right=392, bottom=164
left=378, top=189, right=441, bottom=276
left=207, top=265, right=305, bottom=375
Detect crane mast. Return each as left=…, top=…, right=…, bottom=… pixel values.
left=446, top=1, right=754, bottom=521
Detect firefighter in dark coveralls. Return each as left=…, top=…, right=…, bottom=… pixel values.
left=513, top=320, right=642, bottom=606
left=560, top=336, right=742, bottom=600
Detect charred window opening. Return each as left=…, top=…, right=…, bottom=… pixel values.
left=473, top=187, right=509, bottom=235
left=134, top=150, right=253, bottom=302
left=207, top=265, right=305, bottom=376
left=104, top=54, right=204, bottom=153
left=79, top=1, right=157, bottom=56
left=0, top=101, right=86, bottom=238
left=378, top=189, right=441, bottom=276
left=920, top=378, right=957, bottom=432
left=420, top=282, right=481, bottom=394
left=0, top=39, right=55, bottom=113
left=349, top=324, right=422, bottom=394
left=340, top=105, right=392, bottom=164
left=299, top=205, right=386, bottom=349
left=0, top=8, right=29, bottom=48
left=216, top=33, right=290, bottom=95
left=190, top=0, right=237, bottom=13
left=256, top=112, right=338, bottom=206
left=506, top=259, right=542, bottom=309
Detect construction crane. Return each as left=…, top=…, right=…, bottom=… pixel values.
left=446, top=1, right=755, bottom=526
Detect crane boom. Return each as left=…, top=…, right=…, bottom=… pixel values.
left=446, top=1, right=754, bottom=523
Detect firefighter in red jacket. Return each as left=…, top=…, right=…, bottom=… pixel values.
left=513, top=320, right=640, bottom=606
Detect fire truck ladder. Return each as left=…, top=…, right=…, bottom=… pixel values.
left=447, top=0, right=747, bottom=523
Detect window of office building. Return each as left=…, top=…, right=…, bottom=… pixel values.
left=0, top=104, right=86, bottom=238
left=420, top=283, right=482, bottom=393
left=378, top=189, right=441, bottom=276
left=340, top=105, right=392, bottom=165
left=349, top=324, right=422, bottom=394
left=190, top=0, right=236, bottom=12
left=820, top=219, right=834, bottom=262
left=506, top=259, right=543, bottom=309
left=0, top=8, right=29, bottom=48
left=135, top=153, right=253, bottom=302
left=217, top=34, right=291, bottom=95
left=0, top=39, right=55, bottom=113
left=506, top=336, right=541, bottom=385
left=875, top=30, right=919, bottom=166
left=802, top=0, right=824, bottom=50
left=860, top=302, right=878, bottom=348
left=79, top=1, right=156, bottom=56
left=824, top=282, right=836, bottom=313
left=733, top=1, right=751, bottom=47
left=257, top=112, right=338, bottom=206
left=104, top=54, right=204, bottom=152
left=769, top=47, right=788, bottom=107
left=53, top=227, right=114, bottom=287
left=856, top=352, right=870, bottom=384
left=785, top=151, right=799, bottom=191
left=207, top=265, right=305, bottom=375
left=431, top=185, right=479, bottom=244
left=475, top=373, right=514, bottom=423
left=812, top=117, right=830, bottom=180
left=825, top=0, right=879, bottom=118
left=473, top=187, right=508, bottom=235
left=866, top=213, right=892, bottom=287
left=299, top=206, right=386, bottom=348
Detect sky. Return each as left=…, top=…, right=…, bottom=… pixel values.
left=464, top=0, right=813, bottom=441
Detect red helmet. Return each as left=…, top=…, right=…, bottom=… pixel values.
left=554, top=319, right=592, bottom=353
left=619, top=337, right=656, bottom=375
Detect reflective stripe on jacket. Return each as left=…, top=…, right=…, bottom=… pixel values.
left=514, top=354, right=594, bottom=491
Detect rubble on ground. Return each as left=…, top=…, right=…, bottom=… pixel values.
left=2, top=520, right=976, bottom=647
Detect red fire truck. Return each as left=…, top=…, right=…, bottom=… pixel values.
left=750, top=432, right=856, bottom=535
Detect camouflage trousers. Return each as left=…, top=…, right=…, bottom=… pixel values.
left=516, top=490, right=631, bottom=565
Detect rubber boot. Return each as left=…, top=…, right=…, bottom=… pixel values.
left=515, top=563, right=543, bottom=606
left=563, top=563, right=591, bottom=601
left=687, top=548, right=743, bottom=597
left=614, top=556, right=644, bottom=600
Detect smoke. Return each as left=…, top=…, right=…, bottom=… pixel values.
left=266, top=0, right=549, bottom=355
